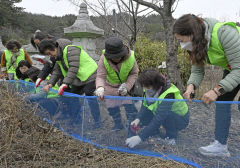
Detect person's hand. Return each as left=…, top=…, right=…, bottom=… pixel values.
left=125, top=136, right=142, bottom=148
left=95, top=87, right=104, bottom=100
left=130, top=118, right=140, bottom=134
left=131, top=118, right=140, bottom=127
left=118, top=83, right=128, bottom=96
left=201, top=89, right=218, bottom=104
left=58, top=84, right=68, bottom=96
left=183, top=84, right=195, bottom=102
left=43, top=84, right=52, bottom=93
left=35, top=78, right=43, bottom=88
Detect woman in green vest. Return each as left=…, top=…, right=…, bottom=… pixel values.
left=125, top=68, right=189, bottom=148
left=38, top=38, right=101, bottom=128
left=173, top=14, right=240, bottom=157
left=95, top=37, right=139, bottom=131
left=0, top=40, right=32, bottom=79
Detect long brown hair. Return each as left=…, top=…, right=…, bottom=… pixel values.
left=173, top=14, right=208, bottom=65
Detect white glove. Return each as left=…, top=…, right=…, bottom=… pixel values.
left=31, top=55, right=52, bottom=64
left=118, top=83, right=128, bottom=96
left=131, top=118, right=140, bottom=127
left=95, top=87, right=104, bottom=97
left=125, top=136, right=142, bottom=148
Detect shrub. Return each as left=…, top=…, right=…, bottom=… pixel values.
left=135, top=35, right=191, bottom=86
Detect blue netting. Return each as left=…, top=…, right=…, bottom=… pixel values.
left=6, top=80, right=240, bottom=168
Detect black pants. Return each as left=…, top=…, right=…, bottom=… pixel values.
left=140, top=108, right=189, bottom=140
left=108, top=104, right=138, bottom=126
left=68, top=81, right=101, bottom=123
left=215, top=70, right=240, bottom=144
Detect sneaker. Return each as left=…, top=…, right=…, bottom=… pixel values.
left=198, top=140, right=230, bottom=157
left=165, top=137, right=176, bottom=145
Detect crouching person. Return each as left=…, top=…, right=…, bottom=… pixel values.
left=39, top=38, right=101, bottom=128
left=125, top=68, right=189, bottom=148
left=95, top=37, right=139, bottom=131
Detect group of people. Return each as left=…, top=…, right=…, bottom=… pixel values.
left=1, top=14, right=240, bottom=157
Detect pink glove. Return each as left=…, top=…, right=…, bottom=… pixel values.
left=58, top=84, right=68, bottom=96
left=35, top=78, right=43, bottom=88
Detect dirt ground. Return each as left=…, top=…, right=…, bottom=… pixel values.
left=0, top=83, right=193, bottom=168
left=1, top=65, right=239, bottom=168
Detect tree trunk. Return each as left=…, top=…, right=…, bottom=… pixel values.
left=132, top=0, right=184, bottom=92
left=163, top=16, right=184, bottom=92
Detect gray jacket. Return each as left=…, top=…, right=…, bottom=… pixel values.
left=187, top=18, right=240, bottom=92
left=48, top=38, right=96, bottom=86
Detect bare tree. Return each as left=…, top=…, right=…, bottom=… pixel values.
left=68, top=0, right=153, bottom=49
left=133, top=0, right=183, bottom=91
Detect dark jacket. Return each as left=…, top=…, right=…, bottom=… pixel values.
left=48, top=38, right=96, bottom=86
left=37, top=57, right=56, bottom=80
left=137, top=80, right=189, bottom=141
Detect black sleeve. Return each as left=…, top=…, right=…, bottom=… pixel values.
left=137, top=105, right=149, bottom=121
left=138, top=100, right=174, bottom=141
left=38, top=60, right=55, bottom=80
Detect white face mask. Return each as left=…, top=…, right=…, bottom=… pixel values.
left=12, top=51, right=20, bottom=56
left=145, top=88, right=156, bottom=97
left=180, top=41, right=193, bottom=51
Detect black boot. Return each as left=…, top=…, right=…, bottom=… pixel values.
left=108, top=107, right=124, bottom=131
left=124, top=104, right=138, bottom=123
left=88, top=98, right=101, bottom=129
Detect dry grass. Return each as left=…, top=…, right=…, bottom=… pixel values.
left=0, top=83, right=193, bottom=168
left=0, top=65, right=239, bottom=168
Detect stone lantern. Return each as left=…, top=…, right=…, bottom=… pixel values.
left=0, top=36, right=6, bottom=52
left=64, top=3, right=104, bottom=62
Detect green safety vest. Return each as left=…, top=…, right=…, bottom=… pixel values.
left=103, top=50, right=135, bottom=84
left=24, top=78, right=30, bottom=82
left=57, top=45, right=97, bottom=82
left=46, top=86, right=60, bottom=98
left=207, top=22, right=240, bottom=71
left=4, top=48, right=25, bottom=79
left=143, top=84, right=188, bottom=116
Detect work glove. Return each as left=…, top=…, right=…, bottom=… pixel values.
left=58, top=84, right=68, bottom=96
left=35, top=78, right=43, bottom=88
left=125, top=136, right=142, bottom=148
left=31, top=55, right=52, bottom=64
left=118, top=83, right=128, bottom=96
left=95, top=87, right=104, bottom=100
left=130, top=119, right=140, bottom=134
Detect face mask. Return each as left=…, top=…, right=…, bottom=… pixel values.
left=145, top=88, right=157, bottom=97
left=12, top=51, right=20, bottom=56
left=180, top=41, right=193, bottom=51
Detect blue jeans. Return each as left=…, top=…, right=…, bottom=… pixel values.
left=215, top=70, right=240, bottom=144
